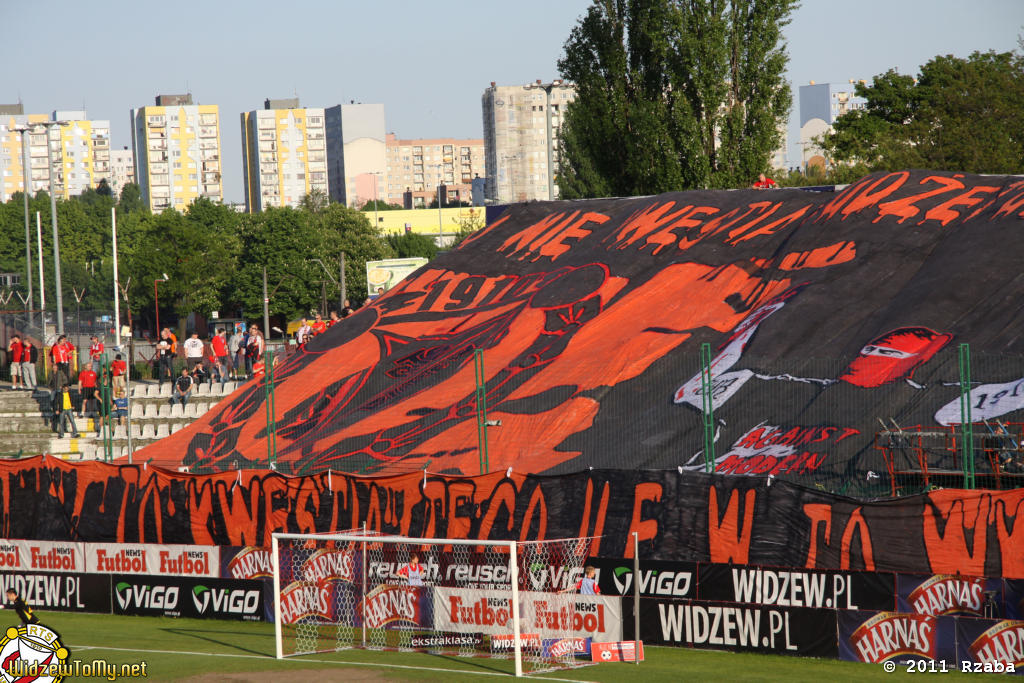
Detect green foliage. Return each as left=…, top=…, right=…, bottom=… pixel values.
left=299, top=189, right=330, bottom=213
left=557, top=0, right=796, bottom=197
left=820, top=51, right=1024, bottom=173
left=448, top=210, right=486, bottom=250
left=117, top=183, right=145, bottom=213
left=361, top=199, right=402, bottom=211
left=385, top=232, right=439, bottom=260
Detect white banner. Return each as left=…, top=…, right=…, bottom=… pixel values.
left=0, top=540, right=85, bottom=573
left=433, top=587, right=622, bottom=642
left=935, top=377, right=1024, bottom=425
left=85, top=543, right=220, bottom=577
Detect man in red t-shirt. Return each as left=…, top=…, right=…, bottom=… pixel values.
left=211, top=328, right=229, bottom=386
left=8, top=335, right=23, bottom=390
left=77, top=366, right=97, bottom=418
left=752, top=173, right=777, bottom=189
left=50, top=336, right=72, bottom=390
left=88, top=336, right=104, bottom=373
left=311, top=313, right=327, bottom=336
left=110, top=354, right=127, bottom=393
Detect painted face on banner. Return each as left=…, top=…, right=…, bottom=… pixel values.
left=839, top=327, right=952, bottom=388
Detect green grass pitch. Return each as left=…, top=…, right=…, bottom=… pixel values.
left=22, top=612, right=1006, bottom=681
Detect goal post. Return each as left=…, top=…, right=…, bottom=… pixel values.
left=271, top=532, right=603, bottom=676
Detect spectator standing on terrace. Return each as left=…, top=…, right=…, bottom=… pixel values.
left=245, top=327, right=264, bottom=379
left=77, top=364, right=98, bottom=418
left=50, top=335, right=72, bottom=390
left=156, top=336, right=174, bottom=386
left=295, top=318, right=312, bottom=346
left=341, top=299, right=354, bottom=318
left=20, top=339, right=37, bottom=392
left=88, top=335, right=104, bottom=373
left=183, top=332, right=205, bottom=373
left=110, top=353, right=127, bottom=393
left=752, top=173, right=777, bottom=189
left=52, top=383, right=79, bottom=438
left=328, top=310, right=341, bottom=327
left=229, top=327, right=245, bottom=380
left=170, top=367, right=194, bottom=407
left=8, top=334, right=23, bottom=390
left=211, top=328, right=230, bottom=386
left=311, top=313, right=327, bottom=336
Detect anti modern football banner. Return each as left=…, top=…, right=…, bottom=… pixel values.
left=4, top=459, right=1024, bottom=580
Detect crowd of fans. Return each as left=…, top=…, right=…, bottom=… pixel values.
left=5, top=300, right=362, bottom=439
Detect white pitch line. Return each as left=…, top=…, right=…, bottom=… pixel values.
left=67, top=644, right=596, bottom=682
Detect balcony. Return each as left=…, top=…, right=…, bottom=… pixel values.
left=307, top=139, right=324, bottom=151
left=199, top=114, right=217, bottom=126
left=198, top=127, right=217, bottom=138
left=147, top=116, right=166, bottom=127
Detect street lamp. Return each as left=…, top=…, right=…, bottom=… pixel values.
left=522, top=80, right=562, bottom=201
left=437, top=164, right=443, bottom=245
left=11, top=125, right=33, bottom=329
left=153, top=273, right=168, bottom=338
left=33, top=120, right=70, bottom=335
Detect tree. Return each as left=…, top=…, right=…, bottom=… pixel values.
left=820, top=51, right=1024, bottom=174
left=360, top=199, right=402, bottom=211
left=557, top=0, right=796, bottom=198
left=95, top=178, right=112, bottom=196
left=117, top=183, right=145, bottom=213
left=300, top=189, right=330, bottom=213
left=386, top=232, right=438, bottom=260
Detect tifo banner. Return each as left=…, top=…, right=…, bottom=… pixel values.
left=85, top=543, right=219, bottom=577
left=127, top=170, right=1024, bottom=492
left=2, top=459, right=1024, bottom=579
left=629, top=597, right=837, bottom=657
left=111, top=574, right=263, bottom=621
left=0, top=571, right=109, bottom=613
left=0, top=540, right=84, bottom=573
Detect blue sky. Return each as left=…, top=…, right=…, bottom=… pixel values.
left=2, top=0, right=1021, bottom=203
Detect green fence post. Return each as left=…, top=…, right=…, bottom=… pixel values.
left=701, top=342, right=715, bottom=474
left=101, top=355, right=112, bottom=462
left=474, top=349, right=489, bottom=475
left=958, top=343, right=974, bottom=489
left=264, top=350, right=277, bottom=470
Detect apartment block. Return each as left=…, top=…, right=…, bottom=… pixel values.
left=241, top=98, right=328, bottom=212
left=798, top=81, right=867, bottom=170
left=108, top=147, right=135, bottom=197
left=325, top=103, right=386, bottom=209
left=385, top=134, right=485, bottom=208
left=0, top=106, right=111, bottom=202
left=482, top=80, right=575, bottom=204
left=130, top=94, right=222, bottom=211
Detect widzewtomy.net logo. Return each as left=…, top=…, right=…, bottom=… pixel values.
left=0, top=622, right=148, bottom=682
left=0, top=623, right=69, bottom=683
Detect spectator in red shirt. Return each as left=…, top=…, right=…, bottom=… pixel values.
left=752, top=173, right=777, bottom=189
left=8, top=335, right=23, bottom=390
left=77, top=366, right=97, bottom=418
left=110, top=354, right=127, bottom=393
left=88, top=335, right=104, bottom=373
left=311, top=313, right=327, bottom=336
left=50, top=335, right=72, bottom=390
left=211, top=328, right=230, bottom=386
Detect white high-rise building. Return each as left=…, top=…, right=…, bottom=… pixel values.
left=241, top=98, right=328, bottom=212
left=108, top=147, right=135, bottom=197
left=482, top=80, right=575, bottom=204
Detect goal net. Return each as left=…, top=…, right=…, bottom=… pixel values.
left=272, top=532, right=600, bottom=676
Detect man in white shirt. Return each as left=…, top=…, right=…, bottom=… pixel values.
left=183, top=332, right=205, bottom=373
left=296, top=318, right=312, bottom=346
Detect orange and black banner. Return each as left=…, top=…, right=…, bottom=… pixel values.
left=1, top=458, right=1022, bottom=579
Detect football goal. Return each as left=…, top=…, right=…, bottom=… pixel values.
left=271, top=531, right=601, bottom=676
